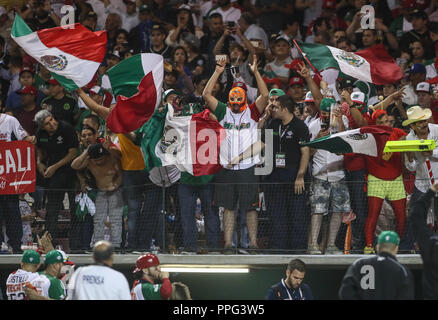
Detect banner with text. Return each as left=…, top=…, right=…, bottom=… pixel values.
left=0, top=141, right=36, bottom=195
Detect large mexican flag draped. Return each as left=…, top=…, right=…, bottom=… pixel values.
left=105, top=54, right=164, bottom=133
left=138, top=105, right=225, bottom=176
left=11, top=15, right=107, bottom=91
left=298, top=43, right=403, bottom=85
left=302, top=126, right=393, bottom=157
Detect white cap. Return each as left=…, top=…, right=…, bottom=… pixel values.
left=416, top=82, right=431, bottom=93
left=351, top=91, right=365, bottom=105
left=302, top=91, right=314, bottom=103
left=0, top=6, right=6, bottom=16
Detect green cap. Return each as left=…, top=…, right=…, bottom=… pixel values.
left=21, top=250, right=41, bottom=264
left=377, top=231, right=400, bottom=246
left=44, top=250, right=64, bottom=266
left=269, top=88, right=285, bottom=98
left=162, top=89, right=182, bottom=102
left=320, top=98, right=336, bottom=112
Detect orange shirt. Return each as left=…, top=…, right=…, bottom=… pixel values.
left=117, top=134, right=145, bottom=171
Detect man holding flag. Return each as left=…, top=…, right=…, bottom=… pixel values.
left=203, top=55, right=269, bottom=254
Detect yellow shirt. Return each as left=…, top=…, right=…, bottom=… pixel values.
left=117, top=134, right=145, bottom=171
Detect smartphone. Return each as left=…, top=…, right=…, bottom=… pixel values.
left=227, top=21, right=235, bottom=28
left=215, top=55, right=227, bottom=62
left=250, top=41, right=259, bottom=48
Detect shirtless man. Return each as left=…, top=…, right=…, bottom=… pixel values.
left=71, top=141, right=123, bottom=250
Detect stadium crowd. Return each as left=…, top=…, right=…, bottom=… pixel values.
left=1, top=0, right=438, bottom=257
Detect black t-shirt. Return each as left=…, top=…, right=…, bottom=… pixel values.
left=267, top=117, right=310, bottom=168
left=41, top=94, right=79, bottom=126
left=36, top=120, right=79, bottom=168
left=144, top=45, right=173, bottom=60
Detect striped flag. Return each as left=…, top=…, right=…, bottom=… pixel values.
left=11, top=14, right=107, bottom=91
left=138, top=104, right=225, bottom=176
left=302, top=126, right=394, bottom=157
left=298, top=42, right=403, bottom=85
left=105, top=54, right=163, bottom=133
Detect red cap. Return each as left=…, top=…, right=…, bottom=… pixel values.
left=284, top=58, right=304, bottom=71
left=263, top=77, right=282, bottom=88
left=371, top=109, right=387, bottom=125
left=133, top=253, right=160, bottom=273
left=17, top=85, right=37, bottom=96
left=47, top=77, right=60, bottom=85
left=19, top=67, right=33, bottom=76
left=322, top=0, right=336, bottom=9
left=288, top=76, right=305, bottom=87
left=403, top=0, right=429, bottom=10
left=232, top=81, right=247, bottom=91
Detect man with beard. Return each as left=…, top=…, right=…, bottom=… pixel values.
left=131, top=253, right=172, bottom=300
left=203, top=55, right=268, bottom=254
left=266, top=259, right=313, bottom=300
left=28, top=0, right=59, bottom=31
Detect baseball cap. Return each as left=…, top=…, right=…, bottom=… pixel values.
left=416, top=81, right=431, bottom=93
left=58, top=250, right=75, bottom=266
left=322, top=0, right=336, bottom=9
left=371, top=109, right=387, bottom=124
left=274, top=35, right=290, bottom=45
left=44, top=250, right=64, bottom=265
left=108, top=50, right=121, bottom=59
left=302, top=91, right=314, bottom=103
left=340, top=78, right=354, bottom=90
left=85, top=11, right=98, bottom=20
left=350, top=91, right=365, bottom=105
left=288, top=76, right=304, bottom=87
left=123, top=0, right=136, bottom=4
left=269, top=88, right=285, bottom=98
left=139, top=4, right=151, bottom=12
left=178, top=4, right=191, bottom=11
left=151, top=24, right=166, bottom=34
left=133, top=253, right=160, bottom=273
left=17, top=85, right=37, bottom=96
left=88, top=143, right=110, bottom=159
left=377, top=231, right=400, bottom=246
left=47, top=77, right=60, bottom=86
left=22, top=250, right=41, bottom=264
left=19, top=67, right=34, bottom=76
left=320, top=97, right=336, bottom=112
left=233, top=81, right=248, bottom=92
left=403, top=0, right=430, bottom=10
left=411, top=63, right=427, bottom=74
left=162, top=88, right=181, bottom=102
left=410, top=9, right=428, bottom=20
left=263, top=77, right=282, bottom=88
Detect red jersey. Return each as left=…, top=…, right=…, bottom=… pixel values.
left=366, top=128, right=407, bottom=180
left=430, top=100, right=438, bottom=124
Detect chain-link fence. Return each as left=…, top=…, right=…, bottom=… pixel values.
left=0, top=177, right=436, bottom=254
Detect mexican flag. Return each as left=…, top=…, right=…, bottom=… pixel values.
left=105, top=54, right=163, bottom=133
left=302, top=126, right=393, bottom=157
left=138, top=104, right=225, bottom=176
left=11, top=15, right=107, bottom=91
left=298, top=43, right=403, bottom=85
left=107, top=53, right=163, bottom=99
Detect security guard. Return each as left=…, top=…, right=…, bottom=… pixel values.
left=266, top=259, right=313, bottom=300
left=339, top=231, right=414, bottom=300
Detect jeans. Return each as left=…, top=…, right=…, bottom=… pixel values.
left=178, top=184, right=220, bottom=251
left=0, top=195, right=23, bottom=251
left=232, top=209, right=249, bottom=249
left=137, top=184, right=164, bottom=250
left=345, top=169, right=368, bottom=249
left=122, top=170, right=147, bottom=249
left=264, top=167, right=309, bottom=251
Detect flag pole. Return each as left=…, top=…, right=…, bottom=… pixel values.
left=291, top=39, right=322, bottom=79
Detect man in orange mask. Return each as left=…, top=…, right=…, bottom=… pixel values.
left=203, top=55, right=269, bottom=254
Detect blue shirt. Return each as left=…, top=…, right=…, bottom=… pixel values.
left=6, top=90, right=45, bottom=110
left=266, top=279, right=314, bottom=300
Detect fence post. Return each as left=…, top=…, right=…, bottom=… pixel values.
left=161, top=183, right=166, bottom=253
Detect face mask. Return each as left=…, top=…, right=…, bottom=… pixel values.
left=228, top=87, right=247, bottom=112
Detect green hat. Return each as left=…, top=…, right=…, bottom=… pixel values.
left=21, top=250, right=41, bottom=264
left=269, top=88, right=285, bottom=98
left=44, top=250, right=64, bottom=266
left=162, top=89, right=182, bottom=102
left=377, top=231, right=400, bottom=246
left=320, top=98, right=336, bottom=112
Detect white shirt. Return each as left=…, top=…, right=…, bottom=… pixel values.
left=219, top=103, right=261, bottom=170
left=0, top=114, right=28, bottom=142
left=87, top=0, right=126, bottom=30
left=121, top=11, right=140, bottom=32
left=308, top=118, right=348, bottom=182
left=209, top=6, right=241, bottom=24
left=67, top=265, right=131, bottom=300
left=6, top=269, right=42, bottom=300
left=264, top=57, right=292, bottom=79
left=244, top=24, right=268, bottom=50
left=405, top=124, right=438, bottom=193
left=304, top=114, right=319, bottom=128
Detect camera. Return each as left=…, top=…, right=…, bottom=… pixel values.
left=227, top=21, right=235, bottom=28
